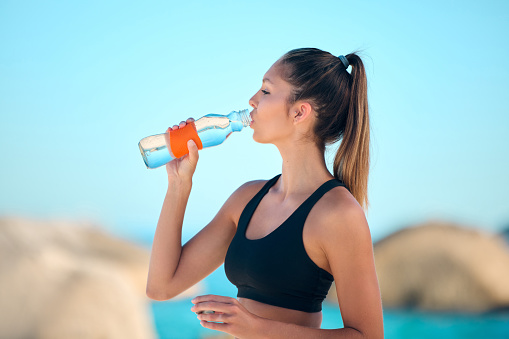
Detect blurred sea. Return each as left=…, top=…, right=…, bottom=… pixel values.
left=121, top=229, right=509, bottom=339
left=148, top=265, right=509, bottom=339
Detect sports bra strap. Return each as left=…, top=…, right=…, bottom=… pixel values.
left=237, top=174, right=281, bottom=232
left=299, top=178, right=346, bottom=212
left=283, top=177, right=346, bottom=229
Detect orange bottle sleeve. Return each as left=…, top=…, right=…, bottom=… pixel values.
left=166, top=122, right=203, bottom=158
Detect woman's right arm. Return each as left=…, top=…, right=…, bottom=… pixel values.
left=146, top=118, right=249, bottom=301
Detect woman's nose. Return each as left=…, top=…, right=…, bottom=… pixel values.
left=249, top=93, right=257, bottom=109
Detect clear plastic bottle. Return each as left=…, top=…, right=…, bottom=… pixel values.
left=138, top=109, right=252, bottom=169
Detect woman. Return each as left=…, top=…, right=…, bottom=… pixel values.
left=146, top=48, right=384, bottom=338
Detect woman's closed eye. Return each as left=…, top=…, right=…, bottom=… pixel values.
left=261, top=89, right=270, bottom=95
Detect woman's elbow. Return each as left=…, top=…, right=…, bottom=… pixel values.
left=146, top=285, right=179, bottom=301
left=146, top=287, right=166, bottom=301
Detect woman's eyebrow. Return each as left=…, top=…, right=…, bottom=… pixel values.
left=262, top=78, right=273, bottom=84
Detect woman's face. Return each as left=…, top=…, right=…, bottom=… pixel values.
left=248, top=62, right=295, bottom=144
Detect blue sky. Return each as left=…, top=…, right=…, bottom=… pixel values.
left=1, top=0, right=508, bottom=243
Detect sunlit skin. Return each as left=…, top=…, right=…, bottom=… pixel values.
left=160, top=61, right=384, bottom=338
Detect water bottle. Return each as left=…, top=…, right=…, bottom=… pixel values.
left=138, top=109, right=252, bottom=169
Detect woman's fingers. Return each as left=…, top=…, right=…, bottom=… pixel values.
left=197, top=311, right=230, bottom=323
left=191, top=301, right=234, bottom=314
left=191, top=295, right=236, bottom=314
left=192, top=295, right=235, bottom=304
left=169, top=117, right=194, bottom=131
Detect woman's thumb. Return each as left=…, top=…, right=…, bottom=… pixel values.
left=187, top=139, right=199, bottom=162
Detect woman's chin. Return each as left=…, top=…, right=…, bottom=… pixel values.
left=252, top=132, right=266, bottom=144
left=252, top=136, right=265, bottom=144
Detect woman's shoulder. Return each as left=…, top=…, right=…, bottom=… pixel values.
left=225, top=177, right=272, bottom=222
left=307, top=184, right=368, bottom=240
left=316, top=182, right=358, bottom=212
left=232, top=177, right=271, bottom=198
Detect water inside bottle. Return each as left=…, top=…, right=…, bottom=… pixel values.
left=195, top=115, right=238, bottom=148
left=139, top=134, right=175, bottom=169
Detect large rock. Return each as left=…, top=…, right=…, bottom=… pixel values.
left=375, top=221, right=509, bottom=312
left=326, top=220, right=509, bottom=313
left=0, top=216, right=197, bottom=338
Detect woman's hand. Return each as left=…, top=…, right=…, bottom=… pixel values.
left=165, top=117, right=199, bottom=183
left=191, top=295, right=264, bottom=338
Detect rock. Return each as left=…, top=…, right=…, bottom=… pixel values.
left=326, top=220, right=509, bottom=313
left=375, top=220, right=509, bottom=312
left=0, top=216, right=160, bottom=338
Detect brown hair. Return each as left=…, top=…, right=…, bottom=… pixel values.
left=278, top=48, right=371, bottom=211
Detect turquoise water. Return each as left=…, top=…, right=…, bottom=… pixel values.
left=148, top=266, right=509, bottom=339
left=114, top=231, right=509, bottom=339
left=151, top=300, right=509, bottom=339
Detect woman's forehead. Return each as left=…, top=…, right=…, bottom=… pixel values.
left=263, top=63, right=285, bottom=84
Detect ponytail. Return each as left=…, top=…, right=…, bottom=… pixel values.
left=333, top=54, right=370, bottom=211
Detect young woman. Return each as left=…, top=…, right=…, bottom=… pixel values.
left=146, top=48, right=384, bottom=338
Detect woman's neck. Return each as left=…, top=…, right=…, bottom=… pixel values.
left=273, top=140, right=334, bottom=201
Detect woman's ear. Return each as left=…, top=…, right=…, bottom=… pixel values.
left=293, top=102, right=313, bottom=123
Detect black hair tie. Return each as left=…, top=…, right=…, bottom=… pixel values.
left=338, top=55, right=349, bottom=69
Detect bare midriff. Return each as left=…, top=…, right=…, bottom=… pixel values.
left=238, top=297, right=323, bottom=328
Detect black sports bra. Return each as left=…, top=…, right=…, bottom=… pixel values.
left=224, top=174, right=347, bottom=313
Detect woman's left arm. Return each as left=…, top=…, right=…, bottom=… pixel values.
left=191, top=205, right=384, bottom=339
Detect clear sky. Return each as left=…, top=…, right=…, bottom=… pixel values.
left=1, top=0, right=508, bottom=243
